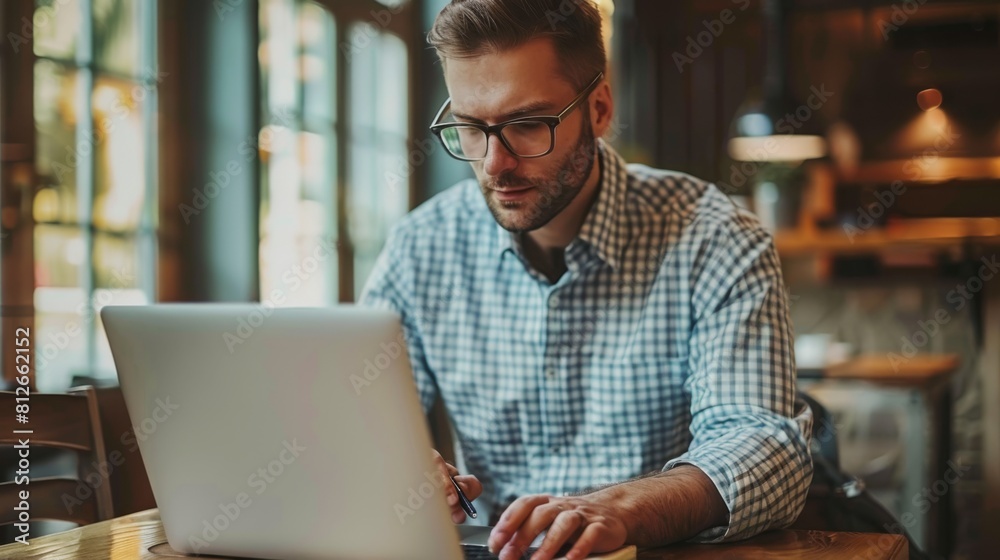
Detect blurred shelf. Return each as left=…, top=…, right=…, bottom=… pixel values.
left=842, top=157, right=1000, bottom=185
left=776, top=218, right=1000, bottom=257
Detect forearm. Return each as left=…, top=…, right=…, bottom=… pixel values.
left=586, top=465, right=728, bottom=547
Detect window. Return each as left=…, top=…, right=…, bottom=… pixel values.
left=31, top=0, right=158, bottom=391
left=258, top=0, right=413, bottom=305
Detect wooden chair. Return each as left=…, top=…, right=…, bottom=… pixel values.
left=0, top=386, right=114, bottom=526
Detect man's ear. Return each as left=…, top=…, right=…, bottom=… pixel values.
left=590, top=81, right=615, bottom=139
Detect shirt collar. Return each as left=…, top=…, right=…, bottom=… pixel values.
left=576, top=139, right=629, bottom=269
left=494, top=139, right=629, bottom=269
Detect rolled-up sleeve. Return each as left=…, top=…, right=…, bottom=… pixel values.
left=662, top=215, right=813, bottom=542
left=358, top=227, right=440, bottom=414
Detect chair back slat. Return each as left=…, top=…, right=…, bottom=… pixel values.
left=0, top=393, right=92, bottom=452
left=0, top=387, right=114, bottom=526
left=0, top=478, right=99, bottom=526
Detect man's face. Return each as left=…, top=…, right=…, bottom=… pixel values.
left=443, top=39, right=597, bottom=233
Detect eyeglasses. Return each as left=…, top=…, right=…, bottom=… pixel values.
left=429, top=72, right=604, bottom=162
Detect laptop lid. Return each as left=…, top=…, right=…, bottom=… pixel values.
left=102, top=304, right=463, bottom=560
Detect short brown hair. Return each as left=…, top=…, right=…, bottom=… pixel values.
left=428, top=0, right=606, bottom=90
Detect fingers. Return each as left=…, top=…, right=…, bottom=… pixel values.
left=453, top=474, right=483, bottom=501
left=561, top=523, right=606, bottom=560
left=491, top=498, right=626, bottom=560
left=502, top=503, right=565, bottom=560
left=430, top=450, right=459, bottom=507
left=431, top=449, right=481, bottom=524
left=529, top=510, right=586, bottom=560
left=490, top=496, right=561, bottom=559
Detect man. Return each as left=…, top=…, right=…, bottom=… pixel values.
left=360, top=1, right=813, bottom=558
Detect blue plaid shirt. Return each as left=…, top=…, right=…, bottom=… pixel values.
left=360, top=140, right=812, bottom=542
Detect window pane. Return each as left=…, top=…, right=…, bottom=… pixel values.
left=260, top=125, right=303, bottom=302
left=300, top=130, right=335, bottom=211
left=301, top=2, right=335, bottom=124
left=260, top=130, right=337, bottom=306
left=93, top=233, right=149, bottom=376
left=348, top=23, right=378, bottom=132
left=34, top=288, right=89, bottom=393
left=260, top=0, right=299, bottom=116
left=34, top=224, right=87, bottom=393
left=34, top=60, right=81, bottom=224
left=33, top=0, right=83, bottom=62
left=93, top=233, right=145, bottom=290
left=34, top=224, right=84, bottom=288
left=259, top=1, right=338, bottom=306
left=348, top=30, right=409, bottom=297
left=92, top=76, right=147, bottom=231
left=29, top=0, right=157, bottom=391
left=260, top=232, right=337, bottom=307
left=93, top=0, right=140, bottom=75
left=377, top=33, right=408, bottom=138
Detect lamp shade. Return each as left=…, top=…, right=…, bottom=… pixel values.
left=727, top=0, right=827, bottom=164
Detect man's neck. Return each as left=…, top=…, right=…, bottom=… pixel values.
left=522, top=154, right=603, bottom=283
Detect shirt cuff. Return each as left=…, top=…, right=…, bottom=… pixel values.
left=661, top=457, right=737, bottom=542
left=661, top=424, right=812, bottom=543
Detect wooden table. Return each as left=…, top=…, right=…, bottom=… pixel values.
left=799, top=353, right=960, bottom=556
left=820, top=354, right=959, bottom=385
left=0, top=508, right=908, bottom=559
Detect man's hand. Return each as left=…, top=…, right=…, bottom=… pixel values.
left=431, top=449, right=483, bottom=524
left=488, top=494, right=627, bottom=560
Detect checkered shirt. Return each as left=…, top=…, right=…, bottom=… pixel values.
left=359, top=140, right=813, bottom=542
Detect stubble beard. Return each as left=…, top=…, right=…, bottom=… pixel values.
left=481, top=121, right=597, bottom=234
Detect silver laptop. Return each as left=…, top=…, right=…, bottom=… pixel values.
left=102, top=304, right=488, bottom=560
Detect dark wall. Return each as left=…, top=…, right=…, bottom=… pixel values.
left=622, top=0, right=767, bottom=182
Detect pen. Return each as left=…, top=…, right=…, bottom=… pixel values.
left=450, top=475, right=478, bottom=519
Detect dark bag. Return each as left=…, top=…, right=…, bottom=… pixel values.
left=798, top=392, right=933, bottom=560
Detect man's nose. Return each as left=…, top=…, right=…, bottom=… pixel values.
left=482, top=134, right=518, bottom=177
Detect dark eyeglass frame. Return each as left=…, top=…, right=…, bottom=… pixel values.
left=429, top=72, right=605, bottom=162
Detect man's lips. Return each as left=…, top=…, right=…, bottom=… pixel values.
left=489, top=185, right=533, bottom=193
left=490, top=186, right=535, bottom=201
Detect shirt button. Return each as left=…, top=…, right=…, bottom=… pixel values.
left=548, top=295, right=560, bottom=309
left=550, top=446, right=561, bottom=454
left=545, top=368, right=557, bottom=379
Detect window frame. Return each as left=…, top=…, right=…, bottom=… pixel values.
left=259, top=0, right=421, bottom=303
left=18, top=0, right=159, bottom=389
